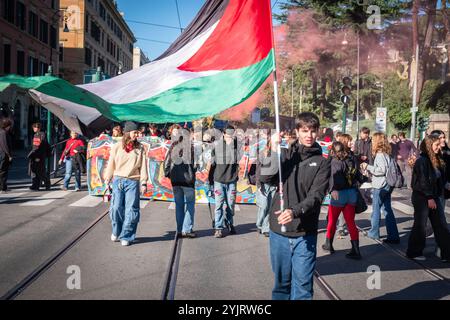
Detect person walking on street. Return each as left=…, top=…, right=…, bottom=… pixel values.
left=406, top=135, right=450, bottom=262
left=59, top=131, right=85, bottom=191
left=104, top=122, right=148, bottom=246
left=268, top=112, right=331, bottom=300
left=361, top=133, right=400, bottom=243
left=255, top=133, right=278, bottom=237
left=164, top=125, right=197, bottom=238
left=334, top=133, right=354, bottom=237
left=208, top=125, right=242, bottom=238
left=390, top=134, right=399, bottom=159
left=0, top=118, right=13, bottom=193
left=28, top=123, right=51, bottom=191
left=431, top=130, right=450, bottom=211
left=354, top=127, right=373, bottom=205
left=322, top=141, right=362, bottom=259
left=396, top=132, right=418, bottom=188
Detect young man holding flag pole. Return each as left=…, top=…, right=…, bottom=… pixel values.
left=267, top=4, right=331, bottom=299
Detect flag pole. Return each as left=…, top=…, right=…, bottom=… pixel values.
left=269, top=1, right=286, bottom=233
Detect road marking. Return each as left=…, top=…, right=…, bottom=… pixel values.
left=69, top=195, right=103, bottom=207
left=19, top=191, right=67, bottom=207
left=0, top=193, right=27, bottom=204
left=140, top=200, right=149, bottom=209
left=391, top=201, right=414, bottom=215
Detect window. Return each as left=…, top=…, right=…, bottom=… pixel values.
left=40, top=19, right=48, bottom=44
left=15, top=1, right=26, bottom=30
left=90, top=20, right=100, bottom=42
left=3, top=44, right=11, bottom=74
left=129, top=43, right=133, bottom=54
left=2, top=0, right=15, bottom=24
left=51, top=0, right=56, bottom=10
left=39, top=61, right=48, bottom=76
left=59, top=45, right=63, bottom=62
left=98, top=57, right=104, bottom=71
left=50, top=26, right=57, bottom=49
left=28, top=11, right=38, bottom=38
left=17, top=50, right=25, bottom=75
left=85, top=12, right=89, bottom=33
left=85, top=47, right=92, bottom=66
left=28, top=56, right=38, bottom=76
left=99, top=3, right=105, bottom=20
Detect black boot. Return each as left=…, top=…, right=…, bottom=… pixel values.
left=346, top=240, right=362, bottom=260
left=322, top=237, right=335, bottom=253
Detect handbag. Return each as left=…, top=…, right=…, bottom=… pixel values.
left=355, top=190, right=368, bottom=214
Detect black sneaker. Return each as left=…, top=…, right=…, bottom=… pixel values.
left=182, top=232, right=196, bottom=239
left=229, top=225, right=236, bottom=235
left=263, top=232, right=269, bottom=238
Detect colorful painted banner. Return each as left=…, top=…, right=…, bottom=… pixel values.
left=87, top=136, right=332, bottom=205
left=87, top=135, right=258, bottom=204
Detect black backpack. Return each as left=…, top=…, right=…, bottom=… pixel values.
left=384, top=154, right=404, bottom=188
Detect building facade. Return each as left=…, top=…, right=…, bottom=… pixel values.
left=0, top=0, right=61, bottom=148
left=59, top=0, right=136, bottom=84
left=132, top=46, right=149, bottom=69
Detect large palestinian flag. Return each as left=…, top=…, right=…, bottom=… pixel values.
left=0, top=0, right=275, bottom=137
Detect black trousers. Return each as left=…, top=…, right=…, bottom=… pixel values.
left=407, top=192, right=450, bottom=260
left=0, top=152, right=10, bottom=191
left=30, top=159, right=50, bottom=189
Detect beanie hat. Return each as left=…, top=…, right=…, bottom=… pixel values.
left=123, top=121, right=138, bottom=133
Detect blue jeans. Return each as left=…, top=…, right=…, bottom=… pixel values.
left=173, top=186, right=196, bottom=233
left=270, top=231, right=317, bottom=300
left=368, top=185, right=400, bottom=240
left=214, top=181, right=237, bottom=229
left=109, top=177, right=140, bottom=242
left=256, top=183, right=277, bottom=233
left=63, top=158, right=81, bottom=189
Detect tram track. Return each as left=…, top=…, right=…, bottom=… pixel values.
left=0, top=208, right=110, bottom=300
left=357, top=226, right=450, bottom=285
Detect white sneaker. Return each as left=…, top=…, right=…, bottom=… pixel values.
left=412, top=256, right=426, bottom=261
left=121, top=240, right=130, bottom=246
left=111, top=234, right=119, bottom=242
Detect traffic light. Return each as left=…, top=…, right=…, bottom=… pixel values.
left=418, top=116, right=429, bottom=132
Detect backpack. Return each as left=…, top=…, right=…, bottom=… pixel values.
left=384, top=154, right=404, bottom=188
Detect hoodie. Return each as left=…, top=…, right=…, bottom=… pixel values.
left=269, top=141, right=331, bottom=237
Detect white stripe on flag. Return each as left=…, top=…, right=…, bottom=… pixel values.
left=80, top=22, right=220, bottom=104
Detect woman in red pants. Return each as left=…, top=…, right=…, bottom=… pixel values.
left=322, top=141, right=362, bottom=259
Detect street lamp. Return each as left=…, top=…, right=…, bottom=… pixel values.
left=283, top=69, right=294, bottom=117
left=45, top=9, right=69, bottom=176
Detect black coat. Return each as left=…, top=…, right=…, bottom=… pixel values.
left=164, top=141, right=196, bottom=188
left=269, top=141, right=331, bottom=237
left=411, top=153, right=446, bottom=200
left=329, top=152, right=365, bottom=192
